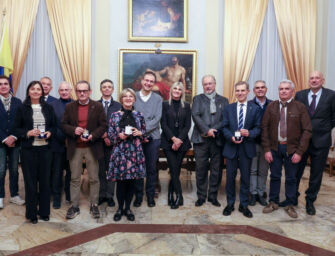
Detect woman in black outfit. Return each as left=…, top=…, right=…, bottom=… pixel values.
left=13, top=81, right=56, bottom=224
left=161, top=82, right=191, bottom=209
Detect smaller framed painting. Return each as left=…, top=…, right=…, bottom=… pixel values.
left=128, top=0, right=188, bottom=42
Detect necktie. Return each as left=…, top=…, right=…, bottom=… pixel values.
left=309, top=94, right=317, bottom=115
left=238, top=104, right=244, bottom=130
left=280, top=102, right=287, bottom=138
left=104, top=101, right=108, bottom=115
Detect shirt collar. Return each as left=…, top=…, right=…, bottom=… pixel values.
left=238, top=100, right=247, bottom=106
left=309, top=88, right=322, bottom=97
left=78, top=99, right=90, bottom=105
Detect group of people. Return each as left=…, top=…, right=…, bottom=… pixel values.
left=0, top=69, right=334, bottom=224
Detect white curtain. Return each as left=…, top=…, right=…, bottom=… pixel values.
left=326, top=0, right=335, bottom=90
left=16, top=0, right=64, bottom=100
left=248, top=0, right=287, bottom=101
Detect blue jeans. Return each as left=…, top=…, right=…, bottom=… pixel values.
left=134, top=139, right=160, bottom=199
left=0, top=145, right=20, bottom=198
left=269, top=144, right=297, bottom=205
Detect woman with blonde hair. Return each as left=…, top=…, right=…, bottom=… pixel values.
left=161, top=82, right=191, bottom=209
left=107, top=88, right=146, bottom=221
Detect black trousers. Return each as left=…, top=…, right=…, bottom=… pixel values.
left=21, top=146, right=52, bottom=220
left=51, top=151, right=71, bottom=202
left=164, top=149, right=187, bottom=195
left=98, top=147, right=115, bottom=199
left=116, top=180, right=135, bottom=210
left=193, top=139, right=223, bottom=201
left=296, top=144, right=329, bottom=202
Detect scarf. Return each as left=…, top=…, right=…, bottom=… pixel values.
left=205, top=91, right=216, bottom=114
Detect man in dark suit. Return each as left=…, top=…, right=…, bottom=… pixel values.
left=97, top=79, right=121, bottom=207
left=222, top=81, right=261, bottom=218
left=49, top=81, right=73, bottom=209
left=294, top=71, right=335, bottom=215
left=262, top=80, right=312, bottom=218
left=249, top=80, right=272, bottom=206
left=191, top=75, right=229, bottom=207
left=62, top=80, right=107, bottom=219
left=0, top=75, right=25, bottom=209
left=40, top=76, right=57, bottom=103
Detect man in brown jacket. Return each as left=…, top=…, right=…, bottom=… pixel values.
left=262, top=80, right=312, bottom=218
left=62, top=80, right=107, bottom=220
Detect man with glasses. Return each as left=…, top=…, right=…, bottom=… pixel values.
left=191, top=75, right=228, bottom=208
left=49, top=82, right=73, bottom=209
left=133, top=71, right=162, bottom=207
left=62, top=81, right=107, bottom=219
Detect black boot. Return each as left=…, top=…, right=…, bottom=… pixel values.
left=171, top=194, right=183, bottom=209
left=168, top=181, right=174, bottom=206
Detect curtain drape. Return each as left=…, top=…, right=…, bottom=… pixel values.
left=0, top=0, right=39, bottom=95
left=248, top=0, right=287, bottom=101
left=223, top=0, right=268, bottom=102
left=46, top=0, right=91, bottom=99
left=273, top=0, right=316, bottom=92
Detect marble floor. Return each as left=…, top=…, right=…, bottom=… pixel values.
left=1, top=166, right=335, bottom=256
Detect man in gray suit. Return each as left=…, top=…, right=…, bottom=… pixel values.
left=191, top=75, right=229, bottom=207
left=294, top=71, right=335, bottom=215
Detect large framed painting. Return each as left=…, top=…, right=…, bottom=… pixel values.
left=119, top=49, right=197, bottom=103
left=128, top=0, right=188, bottom=42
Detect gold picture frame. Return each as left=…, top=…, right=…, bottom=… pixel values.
left=118, top=49, right=197, bottom=103
left=128, top=0, right=188, bottom=42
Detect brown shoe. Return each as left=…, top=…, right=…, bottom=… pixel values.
left=284, top=205, right=298, bottom=218
left=263, top=202, right=279, bottom=213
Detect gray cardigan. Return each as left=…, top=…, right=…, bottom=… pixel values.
left=134, top=91, right=162, bottom=139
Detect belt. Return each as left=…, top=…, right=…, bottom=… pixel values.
left=279, top=141, right=287, bottom=145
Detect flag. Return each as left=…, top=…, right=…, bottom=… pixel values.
left=0, top=21, right=13, bottom=82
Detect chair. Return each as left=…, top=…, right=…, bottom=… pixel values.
left=327, top=128, right=335, bottom=176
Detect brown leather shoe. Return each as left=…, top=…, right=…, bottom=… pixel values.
left=263, top=202, right=279, bottom=213
left=284, top=205, right=298, bottom=218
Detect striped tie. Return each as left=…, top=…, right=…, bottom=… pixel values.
left=238, top=104, right=244, bottom=130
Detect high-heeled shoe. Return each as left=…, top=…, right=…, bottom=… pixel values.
left=171, top=194, right=183, bottom=209
left=168, top=181, right=173, bottom=206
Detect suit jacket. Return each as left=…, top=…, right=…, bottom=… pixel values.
left=161, top=101, right=191, bottom=151
left=61, top=100, right=107, bottom=160
left=295, top=88, right=335, bottom=149
left=251, top=97, right=272, bottom=144
left=261, top=100, right=312, bottom=156
left=222, top=101, right=261, bottom=159
left=49, top=98, right=73, bottom=153
left=191, top=93, right=229, bottom=146
left=46, top=95, right=57, bottom=104
left=0, top=96, right=22, bottom=143
left=13, top=101, right=57, bottom=148
left=98, top=98, right=122, bottom=123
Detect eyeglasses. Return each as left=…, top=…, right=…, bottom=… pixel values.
left=76, top=90, right=89, bottom=94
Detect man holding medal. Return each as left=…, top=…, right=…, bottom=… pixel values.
left=222, top=81, right=261, bottom=218
left=62, top=80, right=107, bottom=220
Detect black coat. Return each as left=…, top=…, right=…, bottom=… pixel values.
left=160, top=101, right=191, bottom=151
left=13, top=102, right=57, bottom=148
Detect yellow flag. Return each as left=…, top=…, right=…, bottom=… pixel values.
left=0, top=21, right=14, bottom=77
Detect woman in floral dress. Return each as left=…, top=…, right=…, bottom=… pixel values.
left=107, top=88, right=146, bottom=221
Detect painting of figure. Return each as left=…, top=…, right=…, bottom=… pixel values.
left=129, top=0, right=188, bottom=42
left=119, top=49, right=197, bottom=103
